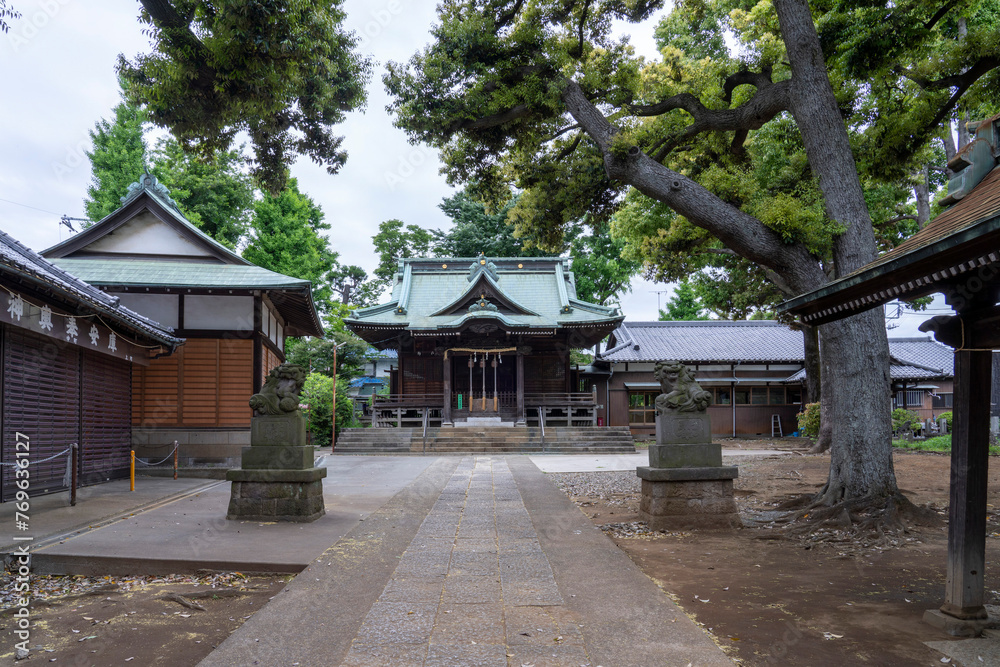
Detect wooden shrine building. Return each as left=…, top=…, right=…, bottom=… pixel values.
left=41, top=174, right=323, bottom=466
left=345, top=255, right=623, bottom=428
left=0, top=230, right=181, bottom=501
left=780, top=114, right=1000, bottom=633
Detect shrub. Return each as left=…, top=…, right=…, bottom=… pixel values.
left=892, top=408, right=921, bottom=432
left=797, top=402, right=821, bottom=438
left=302, top=373, right=357, bottom=447
left=937, top=411, right=953, bottom=429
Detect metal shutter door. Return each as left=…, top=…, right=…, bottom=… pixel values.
left=81, top=351, right=131, bottom=483
left=2, top=327, right=81, bottom=500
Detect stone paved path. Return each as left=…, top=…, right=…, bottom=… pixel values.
left=342, top=457, right=590, bottom=666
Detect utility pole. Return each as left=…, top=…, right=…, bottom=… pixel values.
left=331, top=341, right=347, bottom=451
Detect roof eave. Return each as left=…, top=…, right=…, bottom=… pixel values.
left=779, top=212, right=1000, bottom=324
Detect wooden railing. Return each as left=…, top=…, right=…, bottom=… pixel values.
left=367, top=390, right=598, bottom=428
left=370, top=393, right=445, bottom=429
left=524, top=392, right=597, bottom=427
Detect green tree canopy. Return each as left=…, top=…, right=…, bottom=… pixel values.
left=370, top=219, right=436, bottom=291
left=118, top=0, right=371, bottom=194
left=658, top=280, right=709, bottom=321
left=434, top=189, right=556, bottom=258
left=243, top=178, right=338, bottom=310
left=149, top=138, right=255, bottom=249
left=84, top=98, right=148, bottom=222
left=567, top=219, right=640, bottom=306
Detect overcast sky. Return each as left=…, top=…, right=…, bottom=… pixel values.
left=0, top=0, right=945, bottom=335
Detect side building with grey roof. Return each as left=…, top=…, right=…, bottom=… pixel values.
left=0, top=229, right=181, bottom=500
left=589, top=321, right=958, bottom=437
left=41, top=173, right=324, bottom=466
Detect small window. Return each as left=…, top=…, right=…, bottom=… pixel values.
left=734, top=388, right=750, bottom=405
left=787, top=387, right=802, bottom=404
left=768, top=387, right=786, bottom=405
left=751, top=387, right=768, bottom=405
left=932, top=393, right=953, bottom=409
left=715, top=388, right=731, bottom=405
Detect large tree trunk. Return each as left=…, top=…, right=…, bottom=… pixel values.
left=775, top=0, right=896, bottom=501
left=915, top=165, right=931, bottom=228
left=802, top=324, right=833, bottom=453
left=801, top=324, right=821, bottom=405
left=818, top=311, right=897, bottom=501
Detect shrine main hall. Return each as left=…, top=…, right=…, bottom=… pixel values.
left=344, top=255, right=623, bottom=431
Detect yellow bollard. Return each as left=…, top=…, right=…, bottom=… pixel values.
left=130, top=450, right=135, bottom=491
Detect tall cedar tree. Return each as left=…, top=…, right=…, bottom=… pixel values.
left=384, top=0, right=1000, bottom=521
left=84, top=100, right=148, bottom=222
left=244, top=178, right=338, bottom=311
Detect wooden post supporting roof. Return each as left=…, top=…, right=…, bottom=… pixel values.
left=941, top=349, right=992, bottom=619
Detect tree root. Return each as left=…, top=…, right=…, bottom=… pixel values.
left=769, top=490, right=942, bottom=542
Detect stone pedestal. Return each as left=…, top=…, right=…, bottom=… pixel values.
left=227, top=413, right=327, bottom=523
left=637, top=466, right=740, bottom=530
left=638, top=410, right=740, bottom=531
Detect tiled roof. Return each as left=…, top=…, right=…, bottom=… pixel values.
left=51, top=258, right=311, bottom=289
left=844, top=166, right=1000, bottom=279
left=602, top=322, right=955, bottom=380
left=0, top=231, right=182, bottom=346
left=600, top=321, right=804, bottom=363
left=347, top=256, right=622, bottom=344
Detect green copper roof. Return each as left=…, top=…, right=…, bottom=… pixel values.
left=52, top=258, right=311, bottom=289
left=347, top=256, right=622, bottom=336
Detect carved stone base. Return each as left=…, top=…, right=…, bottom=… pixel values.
left=637, top=467, right=741, bottom=531
left=656, top=410, right=712, bottom=444
left=226, top=468, right=327, bottom=522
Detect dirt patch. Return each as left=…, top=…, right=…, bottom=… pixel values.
left=553, top=449, right=1000, bottom=666
left=0, top=572, right=288, bottom=664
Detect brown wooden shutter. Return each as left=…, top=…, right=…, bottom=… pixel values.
left=1, top=327, right=81, bottom=499
left=81, top=351, right=131, bottom=483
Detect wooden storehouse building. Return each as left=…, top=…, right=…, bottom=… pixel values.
left=344, top=255, right=623, bottom=428
left=0, top=230, right=181, bottom=501
left=41, top=174, right=323, bottom=466
left=590, top=321, right=957, bottom=437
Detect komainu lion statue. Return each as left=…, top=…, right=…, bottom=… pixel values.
left=249, top=363, right=307, bottom=416
left=654, top=361, right=712, bottom=414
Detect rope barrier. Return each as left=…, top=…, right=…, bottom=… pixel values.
left=0, top=447, right=71, bottom=467
left=135, top=443, right=180, bottom=467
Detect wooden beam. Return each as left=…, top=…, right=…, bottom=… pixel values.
left=941, top=349, right=993, bottom=619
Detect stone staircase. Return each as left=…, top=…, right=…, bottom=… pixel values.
left=334, top=426, right=636, bottom=454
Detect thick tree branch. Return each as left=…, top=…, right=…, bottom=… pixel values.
left=445, top=104, right=532, bottom=136
left=628, top=79, right=790, bottom=159
left=555, top=132, right=583, bottom=161
left=925, top=0, right=963, bottom=31
left=902, top=56, right=1000, bottom=91
left=561, top=79, right=827, bottom=296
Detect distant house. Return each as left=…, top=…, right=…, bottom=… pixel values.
left=41, top=174, right=323, bottom=466
left=589, top=321, right=957, bottom=437
left=0, top=230, right=181, bottom=501
left=347, top=349, right=395, bottom=399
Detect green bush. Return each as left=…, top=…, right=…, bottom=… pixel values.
left=302, top=373, right=357, bottom=447
left=892, top=435, right=1000, bottom=456
left=892, top=408, right=921, bottom=432
left=797, top=402, right=821, bottom=438
left=937, top=411, right=953, bottom=429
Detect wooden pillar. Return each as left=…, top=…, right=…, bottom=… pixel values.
left=516, top=350, right=525, bottom=425
left=941, top=349, right=993, bottom=619
left=442, top=353, right=452, bottom=425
